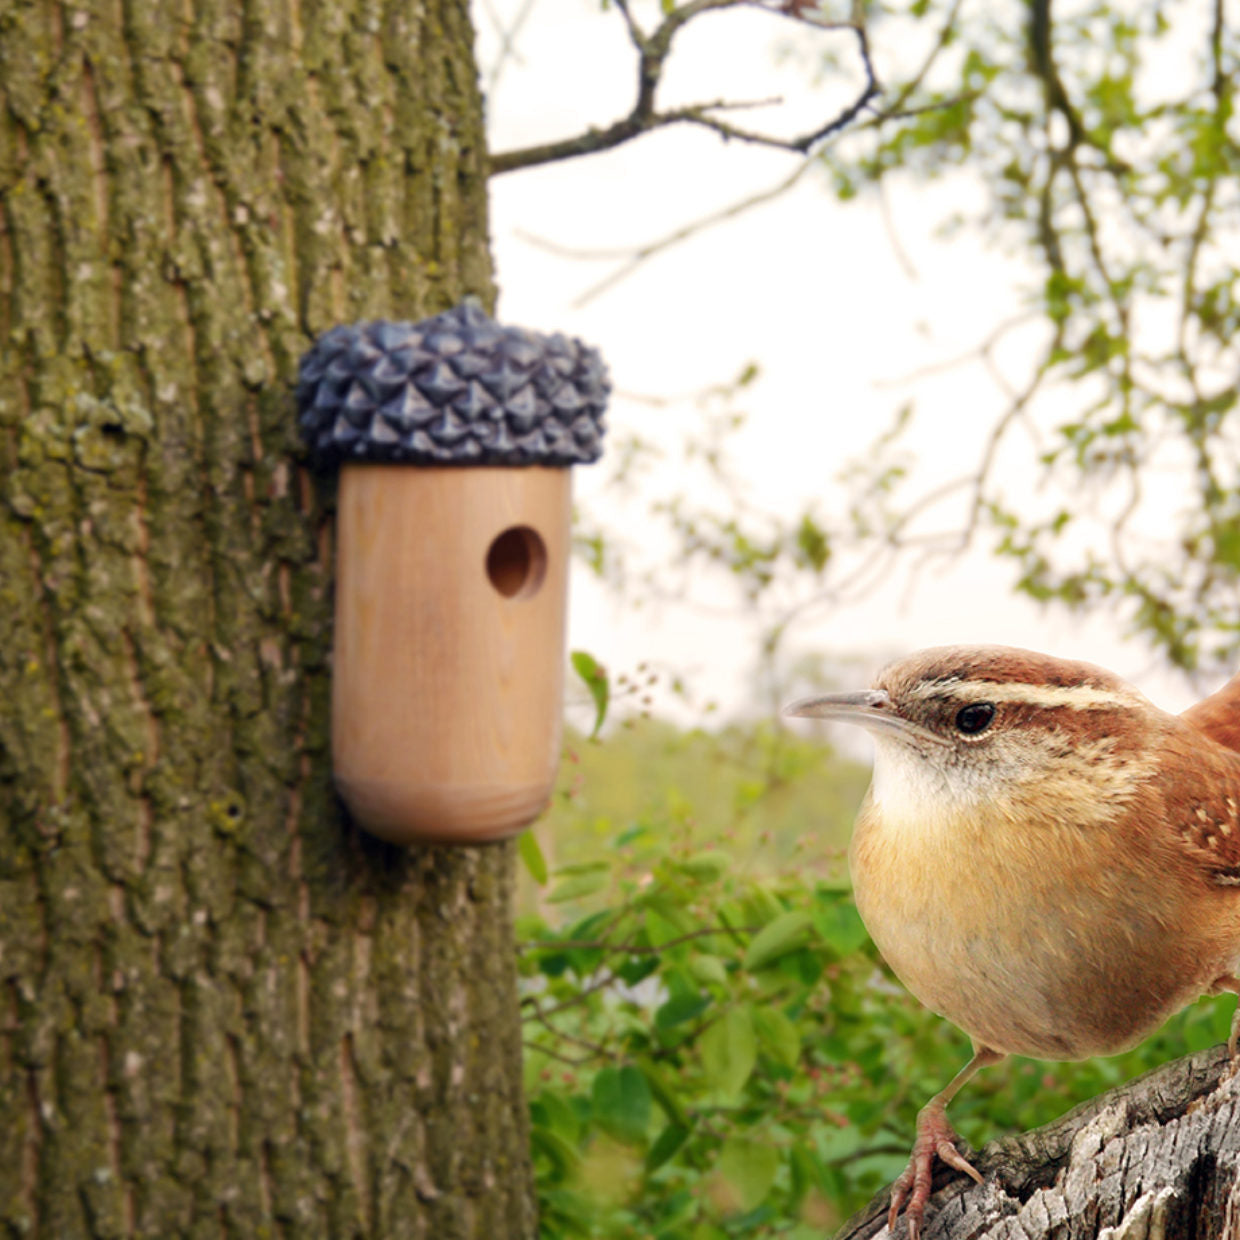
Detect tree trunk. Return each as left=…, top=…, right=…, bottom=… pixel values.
left=0, top=3, right=533, bottom=1237
left=838, top=1046, right=1240, bottom=1239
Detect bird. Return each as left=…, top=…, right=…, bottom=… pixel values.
left=784, top=644, right=1240, bottom=1239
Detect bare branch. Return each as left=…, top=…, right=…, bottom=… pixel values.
left=874, top=314, right=1038, bottom=389
left=521, top=1040, right=595, bottom=1067
left=498, top=2, right=975, bottom=305
left=480, top=0, right=540, bottom=98
left=573, top=158, right=818, bottom=306
left=522, top=1010, right=616, bottom=1062
left=612, top=0, right=646, bottom=52
left=489, top=2, right=881, bottom=176
left=877, top=177, right=919, bottom=281
left=521, top=968, right=620, bottom=1018
left=512, top=154, right=808, bottom=266
left=880, top=0, right=966, bottom=118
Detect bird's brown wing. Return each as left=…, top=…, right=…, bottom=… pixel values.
left=1182, top=672, right=1240, bottom=755
left=1159, top=718, right=1240, bottom=883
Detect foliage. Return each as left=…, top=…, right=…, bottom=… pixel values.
left=542, top=0, right=1240, bottom=680
left=521, top=842, right=894, bottom=1239
left=527, top=716, right=869, bottom=896
left=816, top=0, right=1240, bottom=670
left=520, top=696, right=1234, bottom=1236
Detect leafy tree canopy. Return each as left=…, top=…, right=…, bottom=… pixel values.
left=496, top=0, right=1239, bottom=676
left=824, top=0, right=1239, bottom=671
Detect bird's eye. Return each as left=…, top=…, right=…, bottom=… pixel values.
left=955, top=702, right=996, bottom=735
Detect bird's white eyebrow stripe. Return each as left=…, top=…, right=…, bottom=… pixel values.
left=911, top=679, right=1145, bottom=711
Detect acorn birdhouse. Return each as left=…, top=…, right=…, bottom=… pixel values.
left=297, top=303, right=609, bottom=845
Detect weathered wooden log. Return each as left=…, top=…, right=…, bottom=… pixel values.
left=838, top=1046, right=1240, bottom=1238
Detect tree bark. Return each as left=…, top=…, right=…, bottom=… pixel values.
left=838, top=1046, right=1240, bottom=1239
left=0, top=2, right=532, bottom=1237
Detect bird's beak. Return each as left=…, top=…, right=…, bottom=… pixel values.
left=783, top=689, right=949, bottom=747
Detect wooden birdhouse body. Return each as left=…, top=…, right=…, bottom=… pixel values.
left=332, top=466, right=571, bottom=843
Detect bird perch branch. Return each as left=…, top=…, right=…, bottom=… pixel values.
left=836, top=1045, right=1240, bottom=1239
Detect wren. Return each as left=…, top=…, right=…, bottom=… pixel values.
left=786, top=645, right=1240, bottom=1238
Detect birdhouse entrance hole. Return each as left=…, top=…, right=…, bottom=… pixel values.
left=486, top=525, right=547, bottom=599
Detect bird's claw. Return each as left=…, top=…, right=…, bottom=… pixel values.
left=887, top=1105, right=983, bottom=1239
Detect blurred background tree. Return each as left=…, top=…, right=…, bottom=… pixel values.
left=486, top=0, right=1240, bottom=1234
left=487, top=0, right=1239, bottom=689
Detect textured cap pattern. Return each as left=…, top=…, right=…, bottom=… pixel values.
left=297, top=303, right=610, bottom=467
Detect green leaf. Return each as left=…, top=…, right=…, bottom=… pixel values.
left=530, top=1125, right=581, bottom=1176
left=743, top=910, right=812, bottom=971
left=591, top=1065, right=652, bottom=1146
left=518, top=830, right=548, bottom=885
left=547, top=870, right=608, bottom=904
left=816, top=1123, right=865, bottom=1163
left=794, top=513, right=830, bottom=573
left=753, top=1006, right=800, bottom=1069
left=571, top=649, right=610, bottom=739
left=644, top=908, right=686, bottom=949
left=616, top=955, right=660, bottom=986
left=674, top=850, right=730, bottom=882
left=645, top=1123, right=690, bottom=1172
left=736, top=887, right=783, bottom=928
left=788, top=1144, right=824, bottom=1208
left=716, top=1138, right=779, bottom=1211
left=532, top=1091, right=581, bottom=1145
left=643, top=1061, right=690, bottom=1126
left=555, top=859, right=609, bottom=876
left=689, top=955, right=728, bottom=987
left=812, top=899, right=869, bottom=958
left=655, top=991, right=711, bottom=1031
left=700, top=1005, right=756, bottom=1099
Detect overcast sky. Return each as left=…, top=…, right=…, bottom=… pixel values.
left=475, top=0, right=1210, bottom=724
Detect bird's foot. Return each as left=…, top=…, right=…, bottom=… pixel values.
left=1218, top=1007, right=1240, bottom=1086
left=1208, top=975, right=1240, bottom=1069
left=887, top=1102, right=983, bottom=1240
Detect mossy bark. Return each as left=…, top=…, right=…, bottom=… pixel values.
left=0, top=2, right=532, bottom=1236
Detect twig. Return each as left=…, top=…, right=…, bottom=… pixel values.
left=518, top=924, right=757, bottom=955
left=480, top=0, right=540, bottom=98
left=522, top=1041, right=594, bottom=1067
left=876, top=178, right=918, bottom=281
left=489, top=4, right=881, bottom=175
left=874, top=314, right=1037, bottom=389
left=522, top=1006, right=617, bottom=1061
left=522, top=969, right=620, bottom=1018
left=569, top=157, right=819, bottom=306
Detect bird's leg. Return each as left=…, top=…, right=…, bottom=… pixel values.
left=888, top=1046, right=1003, bottom=1240
left=1209, top=975, right=1240, bottom=1058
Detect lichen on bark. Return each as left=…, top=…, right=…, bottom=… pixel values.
left=0, top=2, right=526, bottom=1236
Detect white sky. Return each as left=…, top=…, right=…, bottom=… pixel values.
left=476, top=0, right=1214, bottom=722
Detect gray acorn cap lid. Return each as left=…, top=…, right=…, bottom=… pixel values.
left=297, top=302, right=610, bottom=467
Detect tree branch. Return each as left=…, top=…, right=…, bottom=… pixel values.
left=488, top=4, right=880, bottom=176
left=517, top=155, right=817, bottom=306
left=836, top=1045, right=1240, bottom=1238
